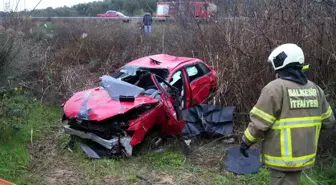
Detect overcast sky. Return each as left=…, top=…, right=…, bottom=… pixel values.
left=0, top=0, right=102, bottom=11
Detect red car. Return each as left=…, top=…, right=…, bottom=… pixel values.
left=62, top=54, right=217, bottom=156
left=96, top=10, right=130, bottom=22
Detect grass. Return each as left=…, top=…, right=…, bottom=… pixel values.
left=0, top=92, right=62, bottom=184
left=1, top=93, right=336, bottom=185
left=1, top=5, right=336, bottom=184
left=55, top=135, right=336, bottom=185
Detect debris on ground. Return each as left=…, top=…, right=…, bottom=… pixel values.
left=222, top=138, right=235, bottom=144
left=80, top=143, right=101, bottom=159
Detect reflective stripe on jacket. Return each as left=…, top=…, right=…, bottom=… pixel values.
left=243, top=78, right=335, bottom=171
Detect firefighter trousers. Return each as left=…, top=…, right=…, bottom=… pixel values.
left=269, top=168, right=302, bottom=185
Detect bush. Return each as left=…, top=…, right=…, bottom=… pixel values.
left=0, top=32, right=19, bottom=75
left=3, top=0, right=336, bottom=130
left=0, top=88, right=30, bottom=141
left=37, top=17, right=336, bottom=124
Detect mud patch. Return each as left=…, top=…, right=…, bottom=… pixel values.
left=136, top=172, right=175, bottom=185
left=153, top=172, right=174, bottom=184
left=45, top=169, right=78, bottom=184
left=103, top=175, right=125, bottom=185
left=185, top=137, right=234, bottom=169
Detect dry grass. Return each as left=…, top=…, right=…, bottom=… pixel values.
left=1, top=1, right=336, bottom=185
left=1, top=0, right=336, bottom=152
left=36, top=17, right=336, bottom=121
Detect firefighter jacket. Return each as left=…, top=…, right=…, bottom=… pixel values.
left=243, top=78, right=335, bottom=171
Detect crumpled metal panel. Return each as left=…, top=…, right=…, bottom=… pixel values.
left=63, top=88, right=158, bottom=121
left=80, top=144, right=101, bottom=159
left=64, top=125, right=118, bottom=149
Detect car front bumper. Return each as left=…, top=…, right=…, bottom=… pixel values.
left=63, top=125, right=133, bottom=156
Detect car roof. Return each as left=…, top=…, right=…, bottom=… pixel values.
left=126, top=54, right=199, bottom=70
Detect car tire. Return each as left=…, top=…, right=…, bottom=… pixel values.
left=132, top=127, right=163, bottom=156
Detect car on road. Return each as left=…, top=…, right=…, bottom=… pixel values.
left=156, top=1, right=217, bottom=18
left=96, top=10, right=130, bottom=22
left=62, top=54, right=217, bottom=157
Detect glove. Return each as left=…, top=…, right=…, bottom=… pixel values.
left=240, top=141, right=251, bottom=158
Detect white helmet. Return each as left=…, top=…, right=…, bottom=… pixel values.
left=268, top=43, right=304, bottom=71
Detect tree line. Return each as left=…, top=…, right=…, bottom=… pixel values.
left=0, top=0, right=165, bottom=17
left=21, top=0, right=248, bottom=18
left=1, top=0, right=311, bottom=18
left=32, top=0, right=159, bottom=17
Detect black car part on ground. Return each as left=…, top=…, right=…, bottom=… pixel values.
left=223, top=146, right=263, bottom=175
left=181, top=104, right=235, bottom=139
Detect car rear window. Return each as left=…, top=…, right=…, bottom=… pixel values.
left=198, top=63, right=211, bottom=74
left=185, top=62, right=210, bottom=82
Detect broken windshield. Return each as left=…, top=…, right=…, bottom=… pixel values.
left=99, top=75, right=145, bottom=100
left=112, top=65, right=169, bottom=90
left=113, top=65, right=169, bottom=79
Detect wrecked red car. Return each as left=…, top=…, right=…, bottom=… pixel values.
left=62, top=54, right=217, bottom=156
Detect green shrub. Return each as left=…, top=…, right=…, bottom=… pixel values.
left=0, top=32, right=19, bottom=75
left=0, top=88, right=32, bottom=141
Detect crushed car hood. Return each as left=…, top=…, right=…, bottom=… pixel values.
left=63, top=76, right=159, bottom=121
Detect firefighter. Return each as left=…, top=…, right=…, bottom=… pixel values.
left=240, top=43, right=335, bottom=185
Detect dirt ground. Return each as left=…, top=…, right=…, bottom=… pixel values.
left=28, top=130, right=84, bottom=185
left=27, top=129, right=241, bottom=185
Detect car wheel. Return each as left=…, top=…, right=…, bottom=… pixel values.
left=132, top=128, right=163, bottom=156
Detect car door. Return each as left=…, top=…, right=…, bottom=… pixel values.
left=151, top=73, right=187, bottom=135
left=185, top=62, right=213, bottom=105
left=168, top=68, right=192, bottom=109
left=151, top=74, right=181, bottom=123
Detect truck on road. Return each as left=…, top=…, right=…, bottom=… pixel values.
left=156, top=1, right=217, bottom=18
